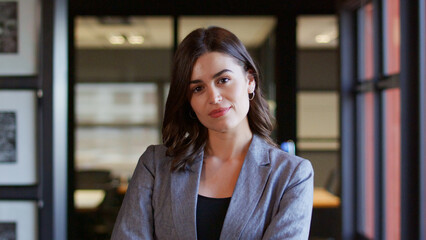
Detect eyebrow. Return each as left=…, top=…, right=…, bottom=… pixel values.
left=190, top=69, right=233, bottom=84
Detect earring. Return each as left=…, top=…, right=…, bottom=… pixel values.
left=248, top=91, right=255, bottom=100
left=189, top=110, right=197, bottom=119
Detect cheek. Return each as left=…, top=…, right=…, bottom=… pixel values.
left=239, top=96, right=250, bottom=113
left=190, top=98, right=197, bottom=112
left=232, top=83, right=249, bottom=105
left=190, top=96, right=204, bottom=114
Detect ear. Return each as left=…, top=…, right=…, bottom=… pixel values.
left=246, top=71, right=256, bottom=93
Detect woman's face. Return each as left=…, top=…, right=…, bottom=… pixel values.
left=189, top=51, right=255, bottom=134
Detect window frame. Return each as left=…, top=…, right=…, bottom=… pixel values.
left=419, top=0, right=425, bottom=239
left=340, top=0, right=423, bottom=239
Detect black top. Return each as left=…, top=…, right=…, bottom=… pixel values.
left=196, top=194, right=232, bottom=240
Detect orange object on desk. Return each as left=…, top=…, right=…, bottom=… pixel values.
left=117, top=183, right=128, bottom=195
left=313, top=187, right=340, bottom=208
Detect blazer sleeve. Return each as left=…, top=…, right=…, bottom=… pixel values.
left=111, top=145, right=156, bottom=240
left=262, top=159, right=314, bottom=240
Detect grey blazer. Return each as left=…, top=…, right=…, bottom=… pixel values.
left=111, top=135, right=314, bottom=240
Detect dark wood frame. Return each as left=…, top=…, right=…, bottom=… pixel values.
left=400, top=0, right=421, bottom=239
left=420, top=2, right=426, bottom=240
left=339, top=8, right=357, bottom=239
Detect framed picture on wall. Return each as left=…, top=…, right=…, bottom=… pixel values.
left=0, top=90, right=37, bottom=185
left=0, top=0, right=39, bottom=75
left=0, top=201, right=37, bottom=240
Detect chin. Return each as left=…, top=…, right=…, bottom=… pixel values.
left=205, top=121, right=240, bottom=134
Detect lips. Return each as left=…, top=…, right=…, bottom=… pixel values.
left=208, top=107, right=231, bottom=118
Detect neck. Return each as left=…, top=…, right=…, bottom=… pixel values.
left=206, top=129, right=253, bottom=162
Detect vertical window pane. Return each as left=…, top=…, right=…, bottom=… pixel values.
left=358, top=3, right=375, bottom=81
left=383, top=89, right=401, bottom=240
left=357, top=92, right=375, bottom=238
left=383, top=0, right=401, bottom=74
left=357, top=4, right=375, bottom=238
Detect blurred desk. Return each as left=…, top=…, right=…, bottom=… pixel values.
left=74, top=189, right=106, bottom=211
left=313, top=187, right=340, bottom=208
left=311, top=188, right=340, bottom=238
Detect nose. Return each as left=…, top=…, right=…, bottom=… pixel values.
left=208, top=87, right=222, bottom=104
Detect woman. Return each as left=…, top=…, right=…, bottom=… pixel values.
left=111, top=26, right=313, bottom=240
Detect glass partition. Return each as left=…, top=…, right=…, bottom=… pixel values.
left=73, top=16, right=173, bottom=239
left=296, top=15, right=340, bottom=239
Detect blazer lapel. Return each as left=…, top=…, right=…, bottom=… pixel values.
left=170, top=153, right=203, bottom=240
left=220, top=135, right=272, bottom=240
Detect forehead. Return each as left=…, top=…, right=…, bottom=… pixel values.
left=191, top=52, right=243, bottom=80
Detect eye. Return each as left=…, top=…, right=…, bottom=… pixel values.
left=218, top=77, right=230, bottom=84
left=192, top=86, right=203, bottom=93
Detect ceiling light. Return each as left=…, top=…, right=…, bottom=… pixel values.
left=128, top=35, right=144, bottom=44
left=109, top=35, right=125, bottom=44
left=315, top=34, right=331, bottom=43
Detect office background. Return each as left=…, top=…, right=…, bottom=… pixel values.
left=0, top=0, right=424, bottom=239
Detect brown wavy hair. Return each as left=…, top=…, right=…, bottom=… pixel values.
left=162, top=26, right=276, bottom=171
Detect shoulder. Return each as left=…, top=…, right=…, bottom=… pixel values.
left=266, top=146, right=314, bottom=196
left=268, top=146, right=313, bottom=176
left=140, top=144, right=169, bottom=161
left=251, top=135, right=312, bottom=173
left=251, top=136, right=313, bottom=187
left=140, top=144, right=170, bottom=161
left=133, top=144, right=172, bottom=178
